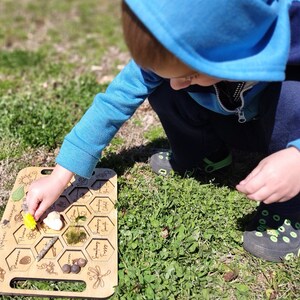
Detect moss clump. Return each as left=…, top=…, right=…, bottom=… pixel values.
left=66, top=227, right=87, bottom=244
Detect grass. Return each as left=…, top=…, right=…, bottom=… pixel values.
left=1, top=1, right=300, bottom=299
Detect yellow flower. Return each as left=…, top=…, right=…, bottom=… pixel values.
left=23, top=213, right=37, bottom=230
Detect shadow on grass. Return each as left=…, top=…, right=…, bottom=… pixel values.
left=98, top=137, right=170, bottom=174
left=99, top=137, right=265, bottom=231
left=236, top=209, right=261, bottom=231
left=99, top=137, right=264, bottom=186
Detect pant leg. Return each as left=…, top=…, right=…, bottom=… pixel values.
left=209, top=114, right=266, bottom=152
left=259, top=81, right=300, bottom=153
left=148, top=81, right=226, bottom=170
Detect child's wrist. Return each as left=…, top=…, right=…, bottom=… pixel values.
left=51, top=164, right=74, bottom=187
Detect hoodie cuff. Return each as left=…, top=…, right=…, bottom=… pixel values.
left=55, top=139, right=99, bottom=179
left=287, top=139, right=300, bottom=152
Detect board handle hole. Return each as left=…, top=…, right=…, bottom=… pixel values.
left=41, top=169, right=53, bottom=175
left=10, top=278, right=86, bottom=292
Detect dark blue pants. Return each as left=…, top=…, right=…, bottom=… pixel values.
left=148, top=80, right=300, bottom=212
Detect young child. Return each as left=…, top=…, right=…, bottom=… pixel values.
left=27, top=0, right=300, bottom=262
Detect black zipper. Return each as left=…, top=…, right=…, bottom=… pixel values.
left=213, top=81, right=254, bottom=123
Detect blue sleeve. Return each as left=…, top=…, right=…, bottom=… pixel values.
left=56, top=60, right=163, bottom=178
left=287, top=139, right=300, bottom=151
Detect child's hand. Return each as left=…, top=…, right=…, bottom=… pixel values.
left=236, top=147, right=300, bottom=204
left=26, top=165, right=73, bottom=221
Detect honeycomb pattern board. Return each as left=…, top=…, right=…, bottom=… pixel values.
left=0, top=167, right=118, bottom=299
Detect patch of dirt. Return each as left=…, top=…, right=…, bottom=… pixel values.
left=116, top=100, right=161, bottom=149
left=92, top=46, right=131, bottom=84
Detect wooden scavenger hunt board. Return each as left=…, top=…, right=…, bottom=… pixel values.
left=0, top=167, right=118, bottom=298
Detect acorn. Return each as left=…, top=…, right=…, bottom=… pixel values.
left=62, top=264, right=71, bottom=274
left=71, top=264, right=81, bottom=274
left=77, top=258, right=87, bottom=267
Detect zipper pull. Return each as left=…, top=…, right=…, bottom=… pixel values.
left=236, top=108, right=246, bottom=123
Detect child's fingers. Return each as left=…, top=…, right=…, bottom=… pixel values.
left=34, top=201, right=49, bottom=221
left=237, top=164, right=262, bottom=186
left=236, top=170, right=265, bottom=195
left=246, top=185, right=273, bottom=202
left=263, top=192, right=287, bottom=204
left=26, top=192, right=41, bottom=216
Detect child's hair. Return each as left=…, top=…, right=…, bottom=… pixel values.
left=121, top=1, right=178, bottom=70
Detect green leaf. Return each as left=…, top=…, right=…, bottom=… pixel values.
left=188, top=242, right=199, bottom=253
left=11, top=185, right=25, bottom=201
left=75, top=215, right=87, bottom=222
left=176, top=224, right=185, bottom=242
left=144, top=274, right=156, bottom=283
left=165, top=265, right=175, bottom=279
left=201, top=289, right=211, bottom=300
left=236, top=283, right=249, bottom=293
left=130, top=241, right=138, bottom=249
left=145, top=286, right=155, bottom=299
left=175, top=265, right=184, bottom=278
left=150, top=218, right=160, bottom=228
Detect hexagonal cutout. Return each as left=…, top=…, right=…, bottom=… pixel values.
left=61, top=182, right=75, bottom=198
left=63, top=226, right=89, bottom=247
left=58, top=249, right=88, bottom=270
left=49, top=196, right=71, bottom=213
left=92, top=168, right=116, bottom=180
left=14, top=225, right=41, bottom=245
left=88, top=216, right=115, bottom=236
left=71, top=175, right=90, bottom=187
left=90, top=180, right=114, bottom=195
left=68, top=187, right=93, bottom=203
left=35, top=237, right=63, bottom=260
left=90, top=197, right=115, bottom=214
left=65, top=205, right=91, bottom=224
left=86, top=239, right=115, bottom=262
left=6, top=248, right=34, bottom=271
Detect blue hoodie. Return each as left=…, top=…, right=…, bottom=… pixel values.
left=56, top=0, right=300, bottom=178
left=125, top=0, right=296, bottom=81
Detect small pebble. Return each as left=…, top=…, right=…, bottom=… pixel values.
left=77, top=258, right=87, bottom=267
left=71, top=264, right=81, bottom=274
left=62, top=264, right=71, bottom=274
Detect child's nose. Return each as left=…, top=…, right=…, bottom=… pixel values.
left=169, top=78, right=192, bottom=90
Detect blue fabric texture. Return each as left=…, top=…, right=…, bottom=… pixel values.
left=125, top=0, right=295, bottom=81
left=56, top=0, right=300, bottom=178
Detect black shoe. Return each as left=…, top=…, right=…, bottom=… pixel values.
left=243, top=203, right=300, bottom=262
left=149, top=150, right=232, bottom=176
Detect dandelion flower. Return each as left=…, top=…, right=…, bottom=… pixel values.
left=23, top=213, right=37, bottom=230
